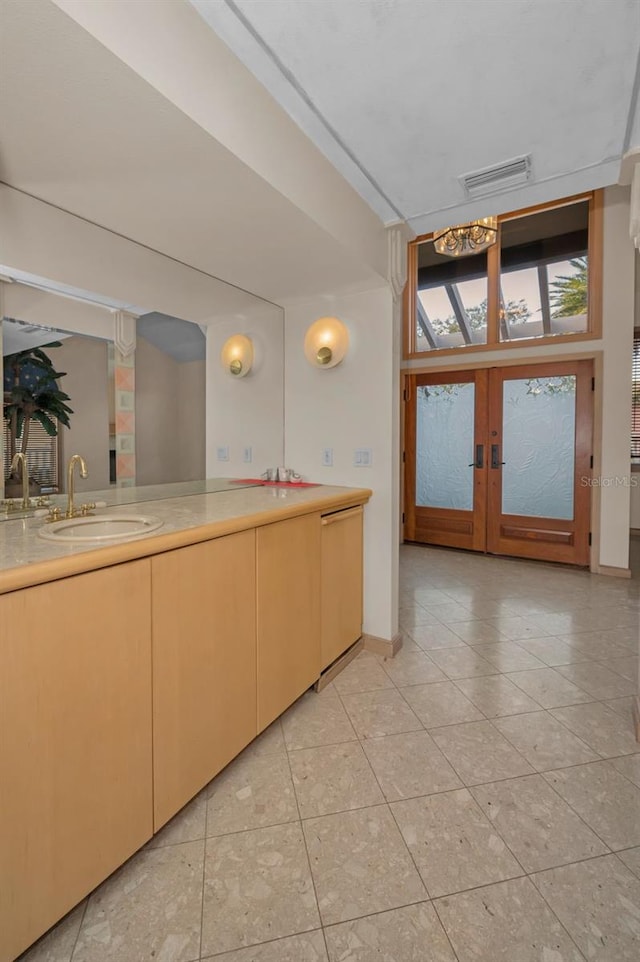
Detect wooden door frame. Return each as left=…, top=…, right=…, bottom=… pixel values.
left=401, top=350, right=603, bottom=571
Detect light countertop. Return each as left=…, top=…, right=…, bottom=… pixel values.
left=0, top=483, right=372, bottom=594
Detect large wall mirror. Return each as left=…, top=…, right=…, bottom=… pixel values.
left=0, top=262, right=285, bottom=515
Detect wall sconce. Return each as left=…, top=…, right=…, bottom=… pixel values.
left=304, top=316, right=349, bottom=369
left=221, top=334, right=253, bottom=378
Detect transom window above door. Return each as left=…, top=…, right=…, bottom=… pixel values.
left=404, top=192, right=602, bottom=358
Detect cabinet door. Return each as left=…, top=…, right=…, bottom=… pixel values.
left=321, top=506, right=364, bottom=670
left=152, top=530, right=256, bottom=829
left=257, top=513, right=321, bottom=731
left=0, top=561, right=153, bottom=962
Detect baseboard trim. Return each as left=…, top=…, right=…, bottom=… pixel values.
left=633, top=696, right=640, bottom=744
left=593, top=564, right=632, bottom=579
left=363, top=632, right=403, bottom=659
left=315, top=638, right=364, bottom=692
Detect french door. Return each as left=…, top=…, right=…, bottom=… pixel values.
left=403, top=360, right=593, bottom=565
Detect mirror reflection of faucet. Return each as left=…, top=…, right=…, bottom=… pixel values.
left=260, top=467, right=303, bottom=484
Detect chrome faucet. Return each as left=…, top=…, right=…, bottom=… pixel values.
left=66, top=454, right=88, bottom=518
left=10, top=452, right=29, bottom=509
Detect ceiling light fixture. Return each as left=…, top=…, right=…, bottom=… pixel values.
left=433, top=217, right=497, bottom=258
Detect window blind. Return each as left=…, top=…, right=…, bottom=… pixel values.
left=2, top=418, right=60, bottom=493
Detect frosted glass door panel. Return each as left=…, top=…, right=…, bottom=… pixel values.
left=416, top=382, right=475, bottom=510
left=502, top=376, right=576, bottom=519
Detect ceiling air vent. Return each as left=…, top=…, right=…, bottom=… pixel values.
left=460, top=155, right=532, bottom=198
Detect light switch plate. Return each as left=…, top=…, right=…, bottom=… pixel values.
left=243, top=446, right=252, bottom=463
left=354, top=448, right=372, bottom=466
left=216, top=446, right=229, bottom=461
left=322, top=448, right=333, bottom=467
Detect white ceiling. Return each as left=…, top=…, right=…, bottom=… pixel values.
left=0, top=0, right=381, bottom=304
left=193, top=0, right=640, bottom=233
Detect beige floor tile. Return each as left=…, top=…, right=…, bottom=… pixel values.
left=303, top=805, right=426, bottom=925
left=400, top=681, right=484, bottom=729
left=206, top=752, right=297, bottom=837
left=493, top=711, right=599, bottom=771
left=281, top=690, right=356, bottom=751
left=380, top=648, right=447, bottom=686
left=472, top=774, right=608, bottom=872
left=532, top=856, right=640, bottom=962
left=408, top=623, right=468, bottom=649
left=288, top=741, right=384, bottom=818
left=550, top=702, right=640, bottom=757
left=604, top=695, right=637, bottom=718
left=543, top=761, right=640, bottom=850
left=18, top=901, right=86, bottom=962
left=435, top=876, right=585, bottom=962
left=422, top=602, right=477, bottom=623
left=411, top=587, right=455, bottom=606
left=454, top=675, right=542, bottom=718
left=484, top=616, right=550, bottom=641
left=361, top=730, right=462, bottom=801
left=391, top=789, right=522, bottom=897
left=73, top=841, right=204, bottom=962
left=516, top=636, right=589, bottom=666
left=431, top=720, right=534, bottom=785
left=617, top=847, right=640, bottom=878
left=242, top=719, right=286, bottom=757
left=555, top=662, right=637, bottom=700
left=399, top=606, right=442, bottom=629
left=202, top=823, right=319, bottom=957
left=470, top=643, right=546, bottom=672
left=604, top=655, right=639, bottom=681
left=610, top=753, right=640, bottom=788
left=148, top=790, right=208, bottom=849
left=203, top=930, right=328, bottom=962
left=558, top=631, right=632, bottom=660
left=332, top=652, right=395, bottom=695
left=339, top=689, right=422, bottom=738
left=324, top=903, right=456, bottom=962
left=449, top=620, right=508, bottom=645
left=505, top=667, right=593, bottom=709
left=427, top=647, right=497, bottom=680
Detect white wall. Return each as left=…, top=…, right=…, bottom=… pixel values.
left=56, top=336, right=111, bottom=492
left=284, top=286, right=397, bottom=642
left=136, top=339, right=206, bottom=485
left=205, top=307, right=284, bottom=478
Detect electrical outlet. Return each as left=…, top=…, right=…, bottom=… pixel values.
left=243, top=446, right=252, bottom=463
left=322, top=448, right=333, bottom=467
left=354, top=448, right=372, bottom=466
left=216, top=446, right=229, bottom=461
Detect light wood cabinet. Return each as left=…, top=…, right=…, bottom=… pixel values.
left=256, top=513, right=321, bottom=731
left=0, top=561, right=153, bottom=962
left=320, top=505, right=364, bottom=670
left=151, top=530, right=257, bottom=829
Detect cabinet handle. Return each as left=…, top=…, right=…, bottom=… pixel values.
left=321, top=505, right=363, bottom=526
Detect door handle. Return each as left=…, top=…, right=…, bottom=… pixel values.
left=491, top=444, right=505, bottom=469
left=468, top=444, right=484, bottom=469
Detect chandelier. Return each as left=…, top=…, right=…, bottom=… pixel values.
left=433, top=216, right=497, bottom=257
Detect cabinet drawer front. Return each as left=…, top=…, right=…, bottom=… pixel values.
left=257, top=513, right=321, bottom=731
left=321, top=508, right=364, bottom=669
left=151, top=530, right=257, bottom=829
left=0, top=561, right=153, bottom=962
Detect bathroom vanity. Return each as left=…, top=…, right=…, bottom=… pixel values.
left=0, top=483, right=371, bottom=962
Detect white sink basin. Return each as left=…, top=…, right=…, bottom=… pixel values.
left=38, top=514, right=164, bottom=544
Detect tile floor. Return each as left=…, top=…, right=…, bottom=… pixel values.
left=19, top=544, right=640, bottom=962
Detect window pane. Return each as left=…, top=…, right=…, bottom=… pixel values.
left=415, top=241, right=487, bottom=352
left=416, top=382, right=475, bottom=509
left=499, top=201, right=589, bottom=343
left=502, top=376, right=576, bottom=520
